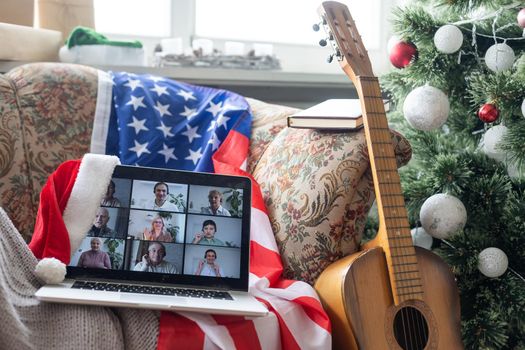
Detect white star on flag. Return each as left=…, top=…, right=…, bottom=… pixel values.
left=180, top=106, right=198, bottom=119
left=158, top=143, right=177, bottom=163
left=185, top=147, right=203, bottom=165
left=126, top=95, right=147, bottom=111
left=206, top=101, right=223, bottom=118
left=154, top=101, right=172, bottom=117
left=208, top=133, right=221, bottom=151
left=157, top=121, right=174, bottom=138
left=177, top=89, right=197, bottom=101
left=150, top=84, right=169, bottom=97
left=124, top=78, right=143, bottom=91
left=207, top=119, right=217, bottom=132
left=181, top=124, right=202, bottom=143
left=127, top=116, right=149, bottom=135
left=216, top=114, right=231, bottom=129
left=129, top=140, right=151, bottom=158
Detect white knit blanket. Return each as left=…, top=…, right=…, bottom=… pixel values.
left=0, top=208, right=160, bottom=350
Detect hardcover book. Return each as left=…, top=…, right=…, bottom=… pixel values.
left=288, top=99, right=389, bottom=130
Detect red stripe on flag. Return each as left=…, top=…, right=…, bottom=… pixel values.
left=213, top=131, right=268, bottom=215
left=212, top=315, right=262, bottom=350
left=257, top=298, right=301, bottom=350
left=292, top=296, right=332, bottom=333
left=158, top=312, right=205, bottom=350
left=250, top=241, right=284, bottom=284
left=213, top=129, right=249, bottom=169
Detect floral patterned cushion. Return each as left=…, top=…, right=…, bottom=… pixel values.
left=251, top=126, right=411, bottom=285
left=0, top=63, right=98, bottom=241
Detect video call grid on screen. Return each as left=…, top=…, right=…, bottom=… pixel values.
left=67, top=165, right=251, bottom=290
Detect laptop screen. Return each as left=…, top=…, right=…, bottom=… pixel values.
left=66, top=165, right=252, bottom=291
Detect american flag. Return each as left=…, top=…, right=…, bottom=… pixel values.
left=91, top=71, right=331, bottom=349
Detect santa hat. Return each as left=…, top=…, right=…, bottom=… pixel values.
left=29, top=153, right=120, bottom=284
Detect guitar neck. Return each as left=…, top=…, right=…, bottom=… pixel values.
left=355, top=76, right=423, bottom=304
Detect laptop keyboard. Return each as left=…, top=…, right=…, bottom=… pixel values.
left=72, top=281, right=233, bottom=300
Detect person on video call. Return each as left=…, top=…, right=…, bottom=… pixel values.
left=100, top=180, right=121, bottom=207
left=87, top=207, right=118, bottom=238
left=133, top=242, right=177, bottom=274
left=142, top=215, right=173, bottom=242
left=77, top=237, right=111, bottom=269
left=195, top=249, right=224, bottom=277
left=144, top=182, right=179, bottom=211
left=201, top=190, right=231, bottom=216
left=192, top=219, right=225, bottom=246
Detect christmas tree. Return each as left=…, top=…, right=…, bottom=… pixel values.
left=380, top=1, right=525, bottom=348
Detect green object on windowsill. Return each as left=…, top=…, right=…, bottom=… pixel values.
left=66, top=26, right=142, bottom=49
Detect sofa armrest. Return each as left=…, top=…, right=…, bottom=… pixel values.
left=251, top=126, right=411, bottom=285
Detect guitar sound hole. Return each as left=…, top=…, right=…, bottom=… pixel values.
left=393, top=306, right=429, bottom=350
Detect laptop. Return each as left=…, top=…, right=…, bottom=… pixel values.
left=35, top=165, right=268, bottom=317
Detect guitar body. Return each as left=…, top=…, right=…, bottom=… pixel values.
left=315, top=246, right=463, bottom=350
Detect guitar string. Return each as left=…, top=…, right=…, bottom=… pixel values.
left=362, top=79, right=428, bottom=349
left=360, top=80, right=413, bottom=349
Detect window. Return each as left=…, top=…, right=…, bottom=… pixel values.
left=195, top=0, right=381, bottom=49
left=94, top=0, right=171, bottom=37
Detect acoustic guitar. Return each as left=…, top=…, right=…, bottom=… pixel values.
left=313, top=2, right=463, bottom=349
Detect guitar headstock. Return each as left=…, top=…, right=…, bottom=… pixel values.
left=317, top=1, right=374, bottom=83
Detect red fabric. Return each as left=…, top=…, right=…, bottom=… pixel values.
left=158, top=312, right=205, bottom=350
left=29, top=160, right=81, bottom=264
left=213, top=315, right=262, bottom=350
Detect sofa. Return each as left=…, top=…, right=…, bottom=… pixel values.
left=0, top=62, right=411, bottom=345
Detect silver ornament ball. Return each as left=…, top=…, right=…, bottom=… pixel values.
left=434, top=25, right=463, bottom=54
left=484, top=43, right=515, bottom=72
left=403, top=85, right=450, bottom=131
left=420, top=193, right=467, bottom=239
left=478, top=247, right=508, bottom=278
left=482, top=125, right=508, bottom=162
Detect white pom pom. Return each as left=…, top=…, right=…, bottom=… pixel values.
left=482, top=124, right=508, bottom=162
left=410, top=227, right=433, bottom=250
left=403, top=85, right=450, bottom=131
left=35, top=258, right=67, bottom=284
left=478, top=247, right=508, bottom=278
left=420, top=193, right=467, bottom=239
left=484, top=43, right=515, bottom=72
left=434, top=25, right=463, bottom=54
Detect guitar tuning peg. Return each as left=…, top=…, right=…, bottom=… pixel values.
left=327, top=54, right=334, bottom=63
left=319, top=39, right=328, bottom=47
left=312, top=23, right=321, bottom=32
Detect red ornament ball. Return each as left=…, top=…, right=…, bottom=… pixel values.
left=478, top=103, right=500, bottom=123
left=389, top=41, right=418, bottom=69
left=518, top=8, right=525, bottom=28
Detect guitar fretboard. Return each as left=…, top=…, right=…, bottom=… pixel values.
left=356, top=76, right=423, bottom=304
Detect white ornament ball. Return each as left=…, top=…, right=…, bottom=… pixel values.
left=478, top=247, right=508, bottom=278
left=387, top=35, right=401, bottom=55
left=434, top=25, right=463, bottom=54
left=420, top=193, right=467, bottom=239
left=484, top=43, right=515, bottom=72
left=410, top=227, right=433, bottom=250
left=403, top=85, right=450, bottom=131
left=482, top=125, right=508, bottom=162
left=521, top=98, right=525, bottom=118
left=35, top=258, right=67, bottom=284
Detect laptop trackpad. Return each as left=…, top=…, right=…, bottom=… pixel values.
left=119, top=293, right=187, bottom=304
